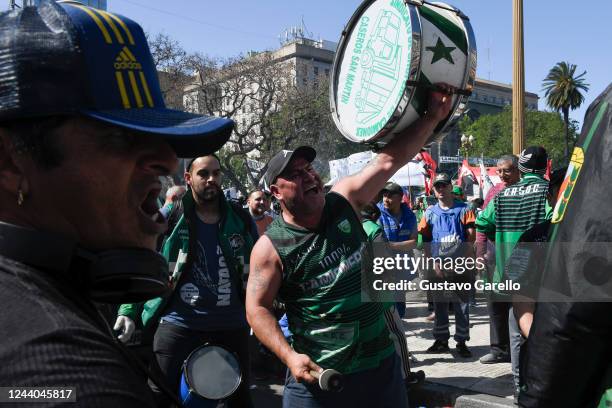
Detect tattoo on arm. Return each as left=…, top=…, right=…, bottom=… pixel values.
left=250, top=264, right=266, bottom=295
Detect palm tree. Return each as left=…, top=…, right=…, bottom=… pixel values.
left=542, top=62, right=589, bottom=162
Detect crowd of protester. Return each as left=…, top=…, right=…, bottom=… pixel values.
left=0, top=2, right=610, bottom=408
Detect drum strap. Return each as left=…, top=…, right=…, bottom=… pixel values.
left=406, top=80, right=472, bottom=96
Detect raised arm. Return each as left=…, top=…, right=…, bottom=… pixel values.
left=246, top=235, right=321, bottom=383
left=332, top=85, right=454, bottom=212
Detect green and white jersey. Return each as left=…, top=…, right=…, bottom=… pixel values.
left=266, top=193, right=394, bottom=374
left=476, top=174, right=552, bottom=284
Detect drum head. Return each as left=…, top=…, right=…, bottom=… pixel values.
left=331, top=0, right=419, bottom=144
left=184, top=345, right=242, bottom=400
left=331, top=0, right=477, bottom=147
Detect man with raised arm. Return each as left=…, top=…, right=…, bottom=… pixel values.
left=246, top=86, right=453, bottom=407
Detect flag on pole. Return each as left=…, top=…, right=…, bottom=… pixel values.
left=417, top=149, right=437, bottom=195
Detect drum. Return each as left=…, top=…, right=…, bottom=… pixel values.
left=179, top=344, right=242, bottom=408
left=330, top=0, right=476, bottom=148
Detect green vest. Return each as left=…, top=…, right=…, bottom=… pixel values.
left=266, top=193, right=394, bottom=374
left=117, top=192, right=255, bottom=334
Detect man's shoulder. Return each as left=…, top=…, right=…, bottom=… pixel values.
left=0, top=260, right=155, bottom=405
left=424, top=205, right=436, bottom=218
left=401, top=203, right=417, bottom=219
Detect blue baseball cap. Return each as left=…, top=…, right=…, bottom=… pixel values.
left=0, top=0, right=233, bottom=157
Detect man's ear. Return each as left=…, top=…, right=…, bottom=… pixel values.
left=184, top=171, right=192, bottom=187
left=270, top=184, right=282, bottom=201
left=0, top=131, right=28, bottom=196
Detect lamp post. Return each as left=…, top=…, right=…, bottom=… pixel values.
left=513, top=0, right=525, bottom=154
left=461, top=134, right=474, bottom=163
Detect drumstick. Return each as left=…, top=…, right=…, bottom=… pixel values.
left=309, top=369, right=344, bottom=392
left=405, top=80, right=473, bottom=96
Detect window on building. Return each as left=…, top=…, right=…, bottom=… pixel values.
left=314, top=66, right=319, bottom=76
left=325, top=69, right=330, bottom=78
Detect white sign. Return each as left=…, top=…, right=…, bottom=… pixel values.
left=329, top=151, right=425, bottom=187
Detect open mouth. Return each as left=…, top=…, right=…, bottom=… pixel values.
left=140, top=187, right=165, bottom=224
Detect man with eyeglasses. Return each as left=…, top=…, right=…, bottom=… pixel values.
left=116, top=154, right=259, bottom=407
left=476, top=155, right=520, bottom=365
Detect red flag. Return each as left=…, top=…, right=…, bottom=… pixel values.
left=458, top=160, right=478, bottom=186
left=419, top=150, right=437, bottom=195
left=545, top=158, right=552, bottom=180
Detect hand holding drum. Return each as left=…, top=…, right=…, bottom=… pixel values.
left=309, top=368, right=345, bottom=392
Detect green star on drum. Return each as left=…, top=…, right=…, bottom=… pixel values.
left=426, top=37, right=456, bottom=64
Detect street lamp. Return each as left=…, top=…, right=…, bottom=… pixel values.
left=461, top=134, right=474, bottom=162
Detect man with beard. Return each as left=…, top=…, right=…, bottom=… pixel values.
left=245, top=85, right=453, bottom=407
left=116, top=154, right=258, bottom=407
left=247, top=189, right=274, bottom=236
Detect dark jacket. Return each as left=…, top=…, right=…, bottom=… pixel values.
left=118, top=190, right=257, bottom=337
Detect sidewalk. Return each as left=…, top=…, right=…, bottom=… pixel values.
left=405, top=296, right=515, bottom=406
left=251, top=292, right=515, bottom=407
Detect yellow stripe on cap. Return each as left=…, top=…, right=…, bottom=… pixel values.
left=122, top=47, right=138, bottom=62
left=139, top=71, right=154, bottom=107
left=128, top=71, right=144, bottom=108
left=93, top=9, right=125, bottom=44
left=119, top=50, right=131, bottom=62
left=106, top=12, right=135, bottom=45
left=70, top=4, right=113, bottom=44
left=115, top=71, right=131, bottom=108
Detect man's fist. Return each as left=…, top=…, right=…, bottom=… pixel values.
left=286, top=351, right=322, bottom=384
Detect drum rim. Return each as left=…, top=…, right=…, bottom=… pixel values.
left=330, top=0, right=478, bottom=147
left=181, top=343, right=243, bottom=400
left=329, top=0, right=422, bottom=145
left=427, top=1, right=477, bottom=139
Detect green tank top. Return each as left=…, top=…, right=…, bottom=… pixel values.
left=265, top=193, right=394, bottom=374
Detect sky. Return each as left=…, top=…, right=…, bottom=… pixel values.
left=6, top=0, right=611, bottom=130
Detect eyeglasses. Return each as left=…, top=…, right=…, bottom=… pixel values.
left=496, top=168, right=515, bottom=175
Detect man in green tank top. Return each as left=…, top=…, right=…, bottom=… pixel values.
left=245, top=85, right=453, bottom=407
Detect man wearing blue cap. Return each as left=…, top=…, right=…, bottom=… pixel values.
left=0, top=1, right=232, bottom=406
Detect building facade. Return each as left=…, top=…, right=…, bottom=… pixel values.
left=23, top=0, right=107, bottom=9
left=434, top=78, right=539, bottom=173
left=182, top=35, right=538, bottom=171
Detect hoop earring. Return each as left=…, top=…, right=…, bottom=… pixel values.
left=17, top=189, right=24, bottom=206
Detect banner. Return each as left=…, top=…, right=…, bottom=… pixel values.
left=328, top=151, right=426, bottom=187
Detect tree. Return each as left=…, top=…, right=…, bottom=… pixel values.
left=459, top=106, right=577, bottom=166
left=542, top=62, right=589, bottom=161
left=147, top=32, right=366, bottom=194
left=146, top=33, right=195, bottom=110
left=186, top=52, right=361, bottom=194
